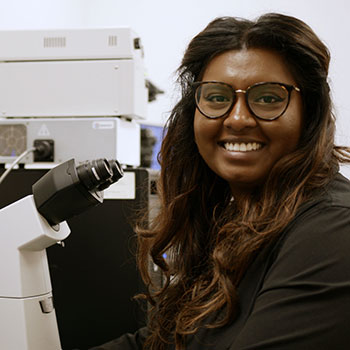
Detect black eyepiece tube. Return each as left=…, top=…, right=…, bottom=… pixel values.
left=76, top=159, right=113, bottom=191
left=97, top=160, right=124, bottom=191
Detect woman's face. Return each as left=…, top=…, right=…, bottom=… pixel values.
left=193, top=48, right=303, bottom=196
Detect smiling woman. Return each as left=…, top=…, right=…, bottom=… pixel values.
left=89, top=13, right=350, bottom=350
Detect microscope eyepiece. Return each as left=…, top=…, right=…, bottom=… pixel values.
left=76, top=159, right=113, bottom=191
left=96, top=160, right=124, bottom=191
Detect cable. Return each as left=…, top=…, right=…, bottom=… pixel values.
left=0, top=147, right=36, bottom=185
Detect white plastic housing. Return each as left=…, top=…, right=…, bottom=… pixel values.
left=0, top=117, right=141, bottom=166
left=0, top=27, right=148, bottom=119
left=0, top=293, right=62, bottom=349
left=0, top=195, right=70, bottom=298
left=0, top=59, right=147, bottom=119
left=0, top=195, right=70, bottom=349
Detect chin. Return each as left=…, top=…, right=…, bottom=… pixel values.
left=225, top=174, right=267, bottom=194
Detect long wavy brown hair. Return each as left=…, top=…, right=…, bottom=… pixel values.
left=136, top=13, right=350, bottom=349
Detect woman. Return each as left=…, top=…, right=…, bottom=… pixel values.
left=92, top=13, right=350, bottom=350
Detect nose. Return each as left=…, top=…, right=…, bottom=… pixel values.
left=223, top=94, right=257, bottom=131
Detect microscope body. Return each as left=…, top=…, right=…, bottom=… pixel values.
left=0, top=158, right=123, bottom=349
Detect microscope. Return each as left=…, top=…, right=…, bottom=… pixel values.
left=0, top=26, right=155, bottom=348
left=0, top=158, right=123, bottom=349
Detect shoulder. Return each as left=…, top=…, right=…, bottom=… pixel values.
left=304, top=172, right=350, bottom=211
left=325, top=172, right=350, bottom=207
left=267, top=173, right=350, bottom=284
left=281, top=172, right=350, bottom=243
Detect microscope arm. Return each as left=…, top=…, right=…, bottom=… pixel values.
left=0, top=195, right=70, bottom=298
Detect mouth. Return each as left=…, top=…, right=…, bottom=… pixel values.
left=222, top=141, right=264, bottom=152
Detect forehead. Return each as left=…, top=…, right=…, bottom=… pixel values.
left=201, top=49, right=297, bottom=86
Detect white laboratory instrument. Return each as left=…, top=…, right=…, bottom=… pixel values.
left=0, top=27, right=148, bottom=167
left=0, top=158, right=123, bottom=349
left=0, top=27, right=147, bottom=120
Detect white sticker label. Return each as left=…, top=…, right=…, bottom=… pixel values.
left=103, top=172, right=135, bottom=199
left=92, top=121, right=115, bottom=130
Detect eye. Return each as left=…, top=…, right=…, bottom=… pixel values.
left=249, top=83, right=288, bottom=107
left=205, top=94, right=230, bottom=103
left=196, top=83, right=233, bottom=113
left=254, top=94, right=284, bottom=104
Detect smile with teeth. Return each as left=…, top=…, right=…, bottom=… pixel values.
left=223, top=142, right=263, bottom=152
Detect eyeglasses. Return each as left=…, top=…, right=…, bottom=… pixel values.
left=194, top=81, right=301, bottom=121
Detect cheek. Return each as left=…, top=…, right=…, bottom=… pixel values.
left=278, top=121, right=302, bottom=148
left=286, top=113, right=303, bottom=149
left=271, top=103, right=303, bottom=152
left=193, top=111, right=217, bottom=146
left=193, top=112, right=201, bottom=144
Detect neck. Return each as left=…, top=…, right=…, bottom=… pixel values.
left=229, top=183, right=260, bottom=207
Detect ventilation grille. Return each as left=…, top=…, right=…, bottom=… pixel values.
left=108, top=35, right=118, bottom=46
left=0, top=124, right=27, bottom=157
left=43, top=36, right=67, bottom=48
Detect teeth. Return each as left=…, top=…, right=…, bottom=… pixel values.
left=224, top=142, right=262, bottom=152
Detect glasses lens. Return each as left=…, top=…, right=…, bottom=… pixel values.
left=247, top=83, right=289, bottom=120
left=195, top=83, right=233, bottom=118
